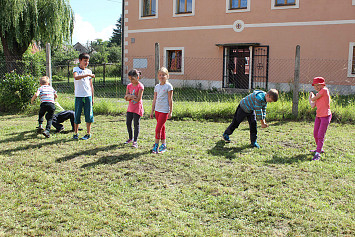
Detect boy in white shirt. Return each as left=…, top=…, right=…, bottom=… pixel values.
left=72, top=53, right=95, bottom=140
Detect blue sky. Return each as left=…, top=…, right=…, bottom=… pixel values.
left=70, top=0, right=122, bottom=45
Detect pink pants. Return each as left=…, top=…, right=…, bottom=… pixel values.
left=313, top=115, right=331, bottom=153
left=155, top=111, right=169, bottom=140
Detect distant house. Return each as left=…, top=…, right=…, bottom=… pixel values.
left=123, top=0, right=355, bottom=94
left=73, top=42, right=89, bottom=54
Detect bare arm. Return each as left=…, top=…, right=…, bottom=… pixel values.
left=131, top=89, right=144, bottom=103
left=73, top=72, right=95, bottom=80
left=311, top=92, right=322, bottom=101
left=150, top=92, right=157, bottom=119
left=90, top=79, right=94, bottom=104
left=168, top=90, right=173, bottom=119
left=31, top=91, right=40, bottom=104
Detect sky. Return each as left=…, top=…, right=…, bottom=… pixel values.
left=70, top=0, right=122, bottom=45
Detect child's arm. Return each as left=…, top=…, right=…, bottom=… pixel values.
left=31, top=91, right=40, bottom=104
left=131, top=89, right=144, bottom=103
left=124, top=87, right=132, bottom=101
left=150, top=92, right=157, bottom=119
left=54, top=93, right=58, bottom=100
left=168, top=90, right=173, bottom=119
left=310, top=92, right=322, bottom=101
left=73, top=72, right=95, bottom=80
left=90, top=79, right=94, bottom=105
left=260, top=119, right=268, bottom=128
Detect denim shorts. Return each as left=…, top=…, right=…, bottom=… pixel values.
left=74, top=96, right=94, bottom=124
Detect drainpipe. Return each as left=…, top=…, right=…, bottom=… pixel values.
left=121, top=0, right=125, bottom=85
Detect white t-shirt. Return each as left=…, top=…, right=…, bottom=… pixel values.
left=154, top=82, right=173, bottom=113
left=73, top=66, right=93, bottom=97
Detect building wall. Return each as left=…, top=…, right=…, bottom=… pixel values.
left=123, top=0, right=355, bottom=90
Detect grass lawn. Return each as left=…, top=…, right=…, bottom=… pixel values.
left=0, top=115, right=354, bottom=236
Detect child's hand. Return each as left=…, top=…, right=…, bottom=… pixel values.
left=168, top=112, right=172, bottom=119
left=90, top=74, right=95, bottom=78
left=150, top=112, right=154, bottom=119
left=261, top=123, right=268, bottom=128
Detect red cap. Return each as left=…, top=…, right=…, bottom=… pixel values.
left=312, top=77, right=326, bottom=86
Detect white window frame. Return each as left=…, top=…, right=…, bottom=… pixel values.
left=271, top=0, right=299, bottom=10
left=226, top=0, right=251, bottom=13
left=348, top=42, right=355, bottom=77
left=139, top=0, right=158, bottom=20
left=173, top=0, right=195, bottom=17
left=353, top=0, right=355, bottom=6
left=164, top=47, right=185, bottom=75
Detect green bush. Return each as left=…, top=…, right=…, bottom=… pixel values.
left=0, top=72, right=38, bottom=112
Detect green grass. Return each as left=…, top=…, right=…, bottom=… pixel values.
left=0, top=115, right=354, bottom=236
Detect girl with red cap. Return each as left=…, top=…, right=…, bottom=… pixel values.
left=309, top=77, right=332, bottom=161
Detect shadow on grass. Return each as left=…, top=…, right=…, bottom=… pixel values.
left=207, top=140, right=251, bottom=160
left=0, top=138, right=71, bottom=155
left=264, top=154, right=309, bottom=164
left=81, top=151, right=151, bottom=168
left=56, top=144, right=121, bottom=163
left=0, top=130, right=38, bottom=144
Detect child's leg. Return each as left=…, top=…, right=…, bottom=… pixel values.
left=316, top=115, right=331, bottom=153
left=313, top=117, right=321, bottom=147
left=246, top=111, right=257, bottom=144
left=74, top=97, right=84, bottom=133
left=126, top=112, right=134, bottom=140
left=38, top=104, right=46, bottom=125
left=155, top=111, right=169, bottom=141
left=83, top=97, right=94, bottom=134
left=224, top=105, right=247, bottom=135
left=133, top=113, right=141, bottom=142
left=44, top=103, right=56, bottom=131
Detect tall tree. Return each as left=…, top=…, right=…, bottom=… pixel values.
left=109, top=16, right=121, bottom=46
left=0, top=0, right=74, bottom=71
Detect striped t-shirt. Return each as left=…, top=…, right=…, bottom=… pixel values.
left=239, top=90, right=267, bottom=120
left=37, top=85, right=57, bottom=103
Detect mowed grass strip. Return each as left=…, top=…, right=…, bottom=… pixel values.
left=0, top=115, right=354, bottom=236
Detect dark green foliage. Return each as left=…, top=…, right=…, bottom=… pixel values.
left=0, top=71, right=38, bottom=112
left=109, top=17, right=122, bottom=46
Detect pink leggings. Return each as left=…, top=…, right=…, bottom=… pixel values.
left=313, top=115, right=331, bottom=153
left=155, top=111, right=169, bottom=140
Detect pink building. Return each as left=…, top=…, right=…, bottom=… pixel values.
left=123, top=0, right=355, bottom=94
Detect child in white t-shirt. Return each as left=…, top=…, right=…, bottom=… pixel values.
left=72, top=53, right=95, bottom=140
left=150, top=67, right=173, bottom=154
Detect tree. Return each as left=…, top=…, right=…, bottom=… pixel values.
left=109, top=16, right=122, bottom=46
left=0, top=0, right=74, bottom=71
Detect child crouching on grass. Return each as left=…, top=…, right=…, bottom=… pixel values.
left=309, top=77, right=332, bottom=161
left=150, top=67, right=173, bottom=154
left=124, top=69, right=144, bottom=148
left=31, top=76, right=57, bottom=138
left=222, top=89, right=278, bottom=148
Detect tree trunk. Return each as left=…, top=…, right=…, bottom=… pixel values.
left=1, top=35, right=29, bottom=73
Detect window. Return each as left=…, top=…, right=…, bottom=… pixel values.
left=164, top=47, right=184, bottom=74
left=140, top=0, right=158, bottom=19
left=271, top=0, right=299, bottom=9
left=230, top=0, right=248, bottom=9
left=348, top=42, right=355, bottom=77
left=173, top=0, right=195, bottom=17
left=226, top=0, right=250, bottom=13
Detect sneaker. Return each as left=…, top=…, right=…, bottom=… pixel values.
left=132, top=141, right=138, bottom=148
left=310, top=149, right=324, bottom=153
left=81, top=134, right=91, bottom=140
left=158, top=144, right=167, bottom=153
left=312, top=153, right=321, bottom=161
left=37, top=125, right=44, bottom=134
left=42, top=130, right=50, bottom=138
left=251, top=142, right=260, bottom=148
left=223, top=133, right=231, bottom=143
left=73, top=134, right=79, bottom=140
left=124, top=139, right=132, bottom=144
left=152, top=143, right=159, bottom=154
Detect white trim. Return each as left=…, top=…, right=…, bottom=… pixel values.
left=139, top=0, right=158, bottom=20
left=353, top=0, right=355, bottom=6
left=248, top=46, right=253, bottom=89
left=271, top=0, right=299, bottom=10
left=127, top=19, right=355, bottom=34
left=125, top=1, right=128, bottom=6
left=173, top=0, right=195, bottom=17
left=348, top=42, right=355, bottom=77
left=164, top=47, right=185, bottom=75
left=226, top=0, right=251, bottom=13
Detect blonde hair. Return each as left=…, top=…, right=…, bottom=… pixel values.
left=39, top=76, right=50, bottom=85
left=158, top=67, right=169, bottom=79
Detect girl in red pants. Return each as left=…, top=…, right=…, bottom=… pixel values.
left=309, top=77, right=332, bottom=161
left=150, top=67, right=173, bottom=154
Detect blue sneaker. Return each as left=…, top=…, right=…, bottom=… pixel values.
left=81, top=134, right=91, bottom=140
left=152, top=143, right=159, bottom=154
left=312, top=153, right=321, bottom=161
left=251, top=142, right=260, bottom=148
left=159, top=144, right=167, bottom=153
left=223, top=133, right=231, bottom=143
left=73, top=134, right=79, bottom=140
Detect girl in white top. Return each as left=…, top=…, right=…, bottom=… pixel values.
left=150, top=67, right=173, bottom=154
